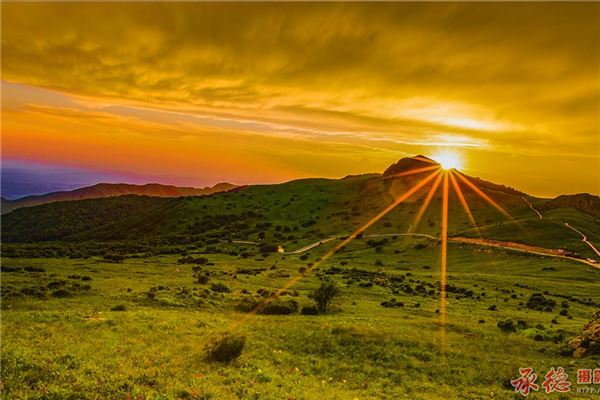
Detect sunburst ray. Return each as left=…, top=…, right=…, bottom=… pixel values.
left=449, top=170, right=480, bottom=235
left=226, top=169, right=441, bottom=333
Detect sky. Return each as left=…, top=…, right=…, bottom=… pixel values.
left=1, top=2, right=599, bottom=198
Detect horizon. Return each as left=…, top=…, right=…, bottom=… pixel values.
left=2, top=154, right=598, bottom=201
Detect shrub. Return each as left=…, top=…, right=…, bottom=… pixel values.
left=111, top=304, right=127, bottom=311
left=208, top=334, right=246, bottom=363
left=497, top=319, right=516, bottom=333
left=309, top=283, right=339, bottom=313
left=238, top=297, right=261, bottom=312
left=301, top=305, right=319, bottom=315
left=178, top=256, right=208, bottom=265
left=381, top=299, right=404, bottom=308
left=103, top=254, right=125, bottom=263
left=20, top=286, right=47, bottom=298
left=47, top=280, right=67, bottom=289
left=259, top=244, right=279, bottom=254
left=24, top=266, right=45, bottom=272
left=1, top=266, right=22, bottom=272
left=526, top=293, right=556, bottom=312
left=210, top=283, right=231, bottom=293
left=52, top=289, right=72, bottom=298
left=260, top=300, right=298, bottom=315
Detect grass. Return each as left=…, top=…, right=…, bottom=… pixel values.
left=2, top=236, right=599, bottom=399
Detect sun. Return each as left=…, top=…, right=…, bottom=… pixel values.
left=432, top=151, right=464, bottom=170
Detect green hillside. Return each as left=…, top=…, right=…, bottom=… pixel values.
left=3, top=158, right=599, bottom=260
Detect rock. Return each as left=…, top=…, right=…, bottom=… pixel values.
left=567, top=311, right=600, bottom=358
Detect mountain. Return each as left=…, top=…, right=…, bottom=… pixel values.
left=1, top=182, right=237, bottom=214
left=540, top=193, right=600, bottom=219
left=2, top=156, right=598, bottom=259
left=382, top=155, right=437, bottom=176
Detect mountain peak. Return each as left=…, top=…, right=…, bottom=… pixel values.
left=383, top=155, right=439, bottom=176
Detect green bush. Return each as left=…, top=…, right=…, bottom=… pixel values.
left=497, top=319, right=516, bottom=333
left=208, top=334, right=246, bottom=363
left=260, top=300, right=298, bottom=315
left=238, top=297, right=261, bottom=312
left=111, top=304, right=127, bottom=311
left=210, top=283, right=231, bottom=293
left=301, top=305, right=319, bottom=315
left=52, top=289, right=72, bottom=298
left=309, top=283, right=339, bottom=313
left=526, top=293, right=556, bottom=312
left=178, top=256, right=208, bottom=265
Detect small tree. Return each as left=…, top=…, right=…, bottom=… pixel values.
left=309, top=283, right=339, bottom=313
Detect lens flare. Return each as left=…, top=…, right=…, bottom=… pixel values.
left=220, top=155, right=519, bottom=357
left=449, top=170, right=480, bottom=235
left=440, top=172, right=449, bottom=352
left=226, top=169, right=441, bottom=333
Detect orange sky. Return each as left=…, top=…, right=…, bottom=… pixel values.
left=1, top=3, right=599, bottom=197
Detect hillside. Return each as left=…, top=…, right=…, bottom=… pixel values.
left=540, top=193, right=600, bottom=219
left=2, top=156, right=598, bottom=259
left=1, top=182, right=237, bottom=214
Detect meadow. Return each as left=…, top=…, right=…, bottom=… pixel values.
left=2, top=235, right=599, bottom=399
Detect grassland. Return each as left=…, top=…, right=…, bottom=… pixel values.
left=2, top=164, right=600, bottom=399
left=2, top=235, right=599, bottom=399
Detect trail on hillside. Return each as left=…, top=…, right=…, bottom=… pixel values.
left=564, top=223, right=600, bottom=258
left=450, top=236, right=599, bottom=269
left=522, top=196, right=543, bottom=219
left=281, top=233, right=437, bottom=254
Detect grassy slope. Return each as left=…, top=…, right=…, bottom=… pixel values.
left=2, top=238, right=599, bottom=399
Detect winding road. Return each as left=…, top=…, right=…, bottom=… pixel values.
left=564, top=223, right=600, bottom=258
left=280, top=233, right=437, bottom=254
left=522, top=196, right=543, bottom=219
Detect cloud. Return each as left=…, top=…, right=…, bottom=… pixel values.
left=1, top=2, right=598, bottom=195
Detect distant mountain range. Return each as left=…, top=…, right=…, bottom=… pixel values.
left=1, top=182, right=237, bottom=214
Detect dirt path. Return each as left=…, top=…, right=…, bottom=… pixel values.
left=450, top=236, right=600, bottom=269
left=283, top=237, right=338, bottom=254
left=236, top=227, right=599, bottom=270
left=522, top=196, right=543, bottom=219
left=564, top=223, right=600, bottom=258
left=281, top=232, right=437, bottom=254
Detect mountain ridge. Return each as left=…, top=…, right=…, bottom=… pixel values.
left=541, top=193, right=600, bottom=219
left=1, top=182, right=237, bottom=214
